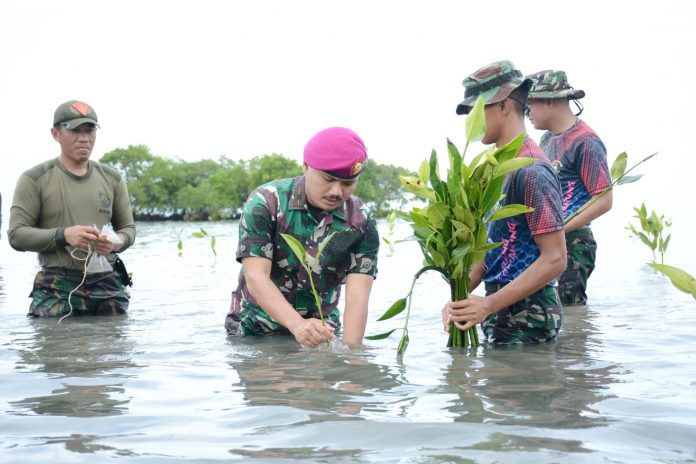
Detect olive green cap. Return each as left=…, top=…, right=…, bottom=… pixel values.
left=53, top=100, right=99, bottom=129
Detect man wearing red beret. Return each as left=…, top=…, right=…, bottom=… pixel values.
left=225, top=127, right=380, bottom=348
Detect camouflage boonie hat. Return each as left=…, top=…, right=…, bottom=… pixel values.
left=526, top=70, right=585, bottom=100
left=456, top=60, right=532, bottom=115
left=53, top=100, right=100, bottom=129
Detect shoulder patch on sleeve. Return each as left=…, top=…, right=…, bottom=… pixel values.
left=24, top=160, right=57, bottom=182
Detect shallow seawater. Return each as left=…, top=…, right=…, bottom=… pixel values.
left=1, top=220, right=695, bottom=463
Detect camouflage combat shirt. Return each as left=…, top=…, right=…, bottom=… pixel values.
left=227, top=176, right=379, bottom=334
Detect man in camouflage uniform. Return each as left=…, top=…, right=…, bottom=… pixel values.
left=444, top=60, right=567, bottom=345
left=225, top=127, right=379, bottom=348
left=9, top=101, right=135, bottom=317
left=526, top=70, right=612, bottom=306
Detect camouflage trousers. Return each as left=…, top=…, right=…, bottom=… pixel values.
left=28, top=268, right=129, bottom=317
left=558, top=227, right=597, bottom=306
left=482, top=283, right=563, bottom=345
left=225, top=301, right=341, bottom=337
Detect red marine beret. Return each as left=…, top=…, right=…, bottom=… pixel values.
left=303, top=127, right=367, bottom=179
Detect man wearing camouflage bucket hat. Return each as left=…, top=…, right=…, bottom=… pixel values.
left=8, top=100, right=136, bottom=318
left=526, top=69, right=612, bottom=306
left=225, top=127, right=379, bottom=348
left=445, top=60, right=567, bottom=345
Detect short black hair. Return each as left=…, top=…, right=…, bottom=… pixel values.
left=508, top=86, right=529, bottom=117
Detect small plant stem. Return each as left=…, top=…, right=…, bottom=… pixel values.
left=564, top=152, right=657, bottom=225
left=306, top=270, right=325, bottom=325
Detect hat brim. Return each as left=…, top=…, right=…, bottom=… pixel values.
left=59, top=118, right=100, bottom=129
left=528, top=88, right=585, bottom=100
left=456, top=77, right=531, bottom=115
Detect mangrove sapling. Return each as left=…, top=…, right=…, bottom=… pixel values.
left=624, top=206, right=696, bottom=299
left=625, top=203, right=671, bottom=264
left=177, top=227, right=218, bottom=259
left=192, top=227, right=218, bottom=257
left=382, top=211, right=398, bottom=256
left=281, top=232, right=337, bottom=330
left=366, top=96, right=536, bottom=355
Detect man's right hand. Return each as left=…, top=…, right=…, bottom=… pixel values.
left=64, top=225, right=100, bottom=249
left=290, top=318, right=335, bottom=348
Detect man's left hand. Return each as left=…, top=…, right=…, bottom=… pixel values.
left=447, top=294, right=494, bottom=332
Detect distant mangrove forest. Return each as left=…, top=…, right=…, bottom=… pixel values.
left=100, top=145, right=412, bottom=220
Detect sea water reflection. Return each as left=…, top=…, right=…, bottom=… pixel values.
left=9, top=317, right=135, bottom=417
left=0, top=220, right=694, bottom=462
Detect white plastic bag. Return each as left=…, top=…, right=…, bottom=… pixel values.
left=85, top=224, right=124, bottom=274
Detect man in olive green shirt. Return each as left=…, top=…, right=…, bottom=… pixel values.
left=9, top=100, right=136, bottom=317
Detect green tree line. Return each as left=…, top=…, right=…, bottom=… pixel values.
left=100, top=145, right=412, bottom=220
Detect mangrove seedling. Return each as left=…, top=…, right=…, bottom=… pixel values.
left=624, top=205, right=696, bottom=299
left=366, top=96, right=536, bottom=355
left=192, top=227, right=218, bottom=256
left=625, top=203, right=671, bottom=264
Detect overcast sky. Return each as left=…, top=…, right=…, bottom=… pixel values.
left=1, top=0, right=694, bottom=248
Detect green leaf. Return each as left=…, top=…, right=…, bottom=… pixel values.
left=365, top=329, right=398, bottom=340
left=467, top=147, right=490, bottom=174
left=474, top=241, right=503, bottom=253
left=493, top=132, right=525, bottom=163
left=616, top=174, right=642, bottom=185
left=317, top=231, right=338, bottom=262
left=280, top=233, right=307, bottom=265
left=399, top=176, right=437, bottom=201
left=450, top=220, right=473, bottom=244
left=377, top=298, right=408, bottom=321
left=422, top=202, right=450, bottom=229
left=648, top=263, right=696, bottom=298
left=452, top=206, right=475, bottom=230
left=210, top=236, right=217, bottom=256
left=637, top=232, right=653, bottom=249
left=465, top=96, right=486, bottom=143
left=418, top=159, right=430, bottom=184
left=491, top=157, right=538, bottom=179
left=488, top=204, right=535, bottom=222
left=192, top=232, right=205, bottom=238
left=480, top=175, right=506, bottom=214
left=611, top=152, right=628, bottom=180
left=447, top=139, right=463, bottom=176
left=450, top=243, right=472, bottom=261
left=429, top=149, right=447, bottom=201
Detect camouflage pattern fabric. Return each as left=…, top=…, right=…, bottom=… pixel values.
left=226, top=176, right=379, bottom=336
left=558, top=226, right=596, bottom=306
left=526, top=69, right=585, bottom=100
left=28, top=269, right=129, bottom=317
left=481, top=283, right=563, bottom=345
left=456, top=59, right=532, bottom=115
